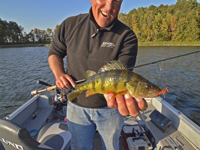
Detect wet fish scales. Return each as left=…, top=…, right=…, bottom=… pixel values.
left=79, top=70, right=129, bottom=95
left=67, top=60, right=166, bottom=101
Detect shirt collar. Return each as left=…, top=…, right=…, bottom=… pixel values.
left=89, top=7, right=118, bottom=31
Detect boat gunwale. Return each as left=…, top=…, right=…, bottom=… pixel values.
left=4, top=95, right=39, bottom=121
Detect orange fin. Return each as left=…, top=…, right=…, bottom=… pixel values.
left=155, top=87, right=169, bottom=96
left=106, top=92, right=116, bottom=95
left=111, top=90, right=128, bottom=99
left=86, top=90, right=97, bottom=97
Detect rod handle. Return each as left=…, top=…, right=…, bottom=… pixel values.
left=46, top=85, right=57, bottom=91
left=31, top=85, right=57, bottom=95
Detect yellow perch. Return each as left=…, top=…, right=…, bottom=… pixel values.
left=68, top=60, right=168, bottom=101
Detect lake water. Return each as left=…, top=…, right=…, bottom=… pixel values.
left=0, top=46, right=200, bottom=126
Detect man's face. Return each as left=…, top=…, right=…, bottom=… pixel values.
left=90, top=0, right=122, bottom=28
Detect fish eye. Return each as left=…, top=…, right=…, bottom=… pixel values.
left=145, top=84, right=151, bottom=90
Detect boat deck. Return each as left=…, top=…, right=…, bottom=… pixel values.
left=138, top=104, right=196, bottom=150
left=93, top=102, right=196, bottom=150
left=0, top=92, right=200, bottom=150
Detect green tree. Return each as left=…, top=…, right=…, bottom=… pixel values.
left=118, top=11, right=128, bottom=26
left=174, top=17, right=187, bottom=41
left=0, top=20, right=8, bottom=44
left=28, top=29, right=35, bottom=43
left=132, top=14, right=140, bottom=39
left=152, top=13, right=162, bottom=41
left=46, top=28, right=53, bottom=42
left=184, top=18, right=199, bottom=41
left=161, top=18, right=170, bottom=41
left=0, top=22, right=4, bottom=44
left=170, top=15, right=177, bottom=41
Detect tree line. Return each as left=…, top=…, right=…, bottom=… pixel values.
left=0, top=19, right=60, bottom=45
left=118, top=0, right=200, bottom=42
left=1, top=0, right=200, bottom=45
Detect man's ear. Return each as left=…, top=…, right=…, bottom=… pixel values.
left=90, top=0, right=93, bottom=3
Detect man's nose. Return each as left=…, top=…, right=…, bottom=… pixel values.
left=105, top=0, right=113, bottom=12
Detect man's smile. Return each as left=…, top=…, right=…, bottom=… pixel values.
left=101, top=11, right=110, bottom=17
left=91, top=0, right=121, bottom=27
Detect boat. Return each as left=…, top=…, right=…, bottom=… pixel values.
left=0, top=81, right=200, bottom=150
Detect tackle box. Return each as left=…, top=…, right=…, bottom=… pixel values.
left=122, top=125, right=153, bottom=150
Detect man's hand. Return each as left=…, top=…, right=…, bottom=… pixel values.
left=56, top=74, right=76, bottom=89
left=48, top=55, right=76, bottom=89
left=104, top=93, right=147, bottom=117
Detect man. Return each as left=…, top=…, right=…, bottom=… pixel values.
left=48, top=0, right=147, bottom=149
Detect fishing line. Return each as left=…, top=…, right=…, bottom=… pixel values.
left=75, top=50, right=200, bottom=83
left=130, top=50, right=200, bottom=70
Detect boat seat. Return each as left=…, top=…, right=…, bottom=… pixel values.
left=0, top=119, right=71, bottom=150
left=36, top=122, right=71, bottom=150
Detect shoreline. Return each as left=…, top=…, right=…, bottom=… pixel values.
left=0, top=44, right=50, bottom=48
left=138, top=42, right=200, bottom=46
left=0, top=42, right=200, bottom=48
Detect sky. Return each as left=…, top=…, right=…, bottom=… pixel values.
left=0, top=0, right=200, bottom=33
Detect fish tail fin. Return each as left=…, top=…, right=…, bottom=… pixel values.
left=67, top=90, right=81, bottom=101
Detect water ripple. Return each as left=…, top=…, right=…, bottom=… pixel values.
left=136, top=46, right=200, bottom=125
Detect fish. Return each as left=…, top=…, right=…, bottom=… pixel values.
left=67, top=60, right=168, bottom=101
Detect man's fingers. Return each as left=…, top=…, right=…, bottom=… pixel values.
left=65, top=75, right=76, bottom=88
left=56, top=74, right=76, bottom=89
left=104, top=93, right=118, bottom=108
left=104, top=93, right=148, bottom=117
left=56, top=79, right=68, bottom=89
left=124, top=94, right=140, bottom=117
left=61, top=76, right=72, bottom=88
left=135, top=98, right=148, bottom=111
left=116, top=96, right=129, bottom=116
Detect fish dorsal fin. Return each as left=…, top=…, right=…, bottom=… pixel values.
left=85, top=70, right=96, bottom=79
left=98, top=60, right=127, bottom=73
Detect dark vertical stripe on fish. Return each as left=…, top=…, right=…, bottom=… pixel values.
left=101, top=71, right=108, bottom=92
left=116, top=70, right=127, bottom=92
left=113, top=71, right=119, bottom=92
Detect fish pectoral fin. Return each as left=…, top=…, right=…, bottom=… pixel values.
left=86, top=90, right=97, bottom=97
left=111, top=90, right=128, bottom=99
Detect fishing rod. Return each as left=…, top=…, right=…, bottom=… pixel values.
left=31, top=50, right=200, bottom=95
left=31, top=80, right=85, bottom=95
left=75, top=50, right=200, bottom=82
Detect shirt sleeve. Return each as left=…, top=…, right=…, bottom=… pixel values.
left=48, top=20, right=67, bottom=58
left=117, top=30, right=138, bottom=71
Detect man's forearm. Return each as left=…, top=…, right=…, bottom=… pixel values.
left=48, top=55, right=65, bottom=80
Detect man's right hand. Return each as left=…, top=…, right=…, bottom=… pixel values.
left=48, top=55, right=76, bottom=89
left=56, top=74, right=76, bottom=89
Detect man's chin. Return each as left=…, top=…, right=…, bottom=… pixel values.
left=98, top=21, right=111, bottom=28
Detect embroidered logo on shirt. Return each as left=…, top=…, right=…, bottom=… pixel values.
left=101, top=42, right=115, bottom=48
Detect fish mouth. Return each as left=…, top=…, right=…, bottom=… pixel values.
left=155, top=87, right=169, bottom=96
